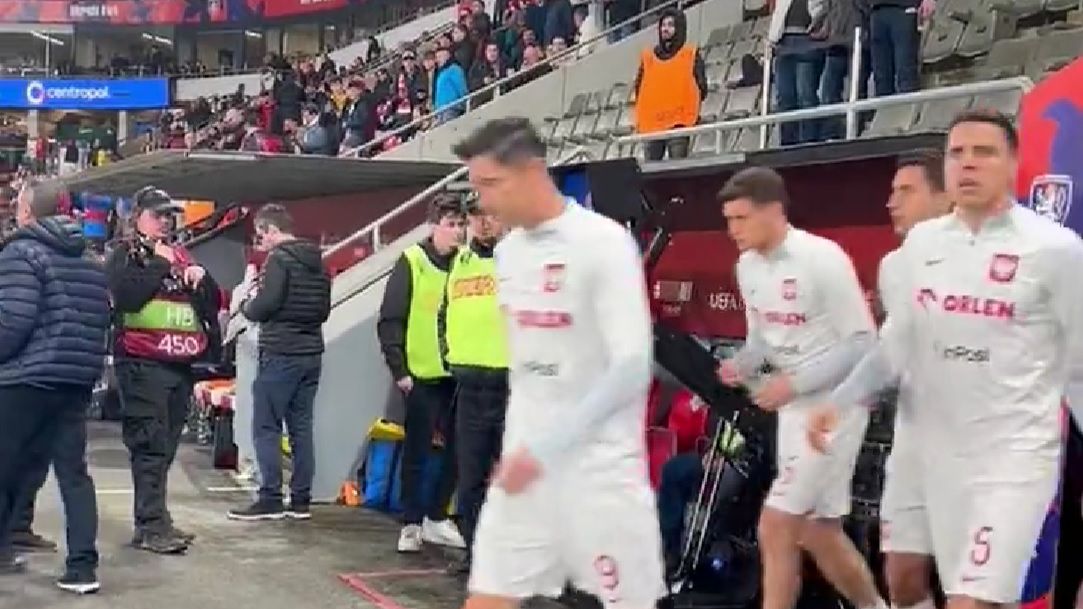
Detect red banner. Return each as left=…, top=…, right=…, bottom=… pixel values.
left=0, top=0, right=351, bottom=25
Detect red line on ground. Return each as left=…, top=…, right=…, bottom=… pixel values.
left=345, top=568, right=446, bottom=579
left=338, top=571, right=441, bottom=609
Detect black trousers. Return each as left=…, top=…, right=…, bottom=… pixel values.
left=453, top=369, right=508, bottom=558
left=12, top=399, right=99, bottom=572
left=0, top=385, right=93, bottom=562
left=400, top=377, right=458, bottom=525
left=117, top=361, right=192, bottom=535
left=252, top=353, right=322, bottom=506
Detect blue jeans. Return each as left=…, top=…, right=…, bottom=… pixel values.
left=821, top=45, right=872, bottom=140
left=252, top=353, right=322, bottom=506
left=774, top=34, right=826, bottom=145
left=657, top=453, right=747, bottom=563
left=869, top=5, right=920, bottom=97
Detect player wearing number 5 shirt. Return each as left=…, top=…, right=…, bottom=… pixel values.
left=814, top=110, right=1083, bottom=609
left=716, top=167, right=887, bottom=609
left=105, top=187, right=222, bottom=556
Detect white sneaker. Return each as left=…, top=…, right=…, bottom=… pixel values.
left=421, top=517, right=466, bottom=549
left=397, top=524, right=423, bottom=553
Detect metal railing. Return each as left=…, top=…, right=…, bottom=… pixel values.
left=323, top=144, right=587, bottom=261
left=619, top=25, right=1033, bottom=154
left=339, top=0, right=687, bottom=159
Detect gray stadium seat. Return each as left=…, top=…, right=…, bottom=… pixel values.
left=605, top=83, right=630, bottom=109
left=691, top=131, right=731, bottom=157
left=584, top=139, right=609, bottom=161
left=706, top=61, right=732, bottom=88
left=730, top=38, right=757, bottom=59
left=730, top=127, right=771, bottom=153
left=612, top=104, right=635, bottom=137
left=1046, top=0, right=1080, bottom=12
left=730, top=20, right=754, bottom=41
left=592, top=106, right=622, bottom=138
left=976, top=36, right=1039, bottom=78
left=699, top=89, right=729, bottom=123
left=744, top=0, right=768, bottom=15
left=562, top=92, right=590, bottom=119
left=567, top=111, right=599, bottom=144
left=922, top=17, right=967, bottom=64
left=1032, top=26, right=1083, bottom=72
left=705, top=26, right=733, bottom=49
left=704, top=42, right=733, bottom=66
left=913, top=95, right=974, bottom=132
left=550, top=115, right=579, bottom=144
left=546, top=143, right=564, bottom=165
left=862, top=104, right=919, bottom=138
left=724, top=86, right=760, bottom=119
left=955, top=9, right=1017, bottom=58
left=988, top=0, right=1043, bottom=18
left=973, top=88, right=1024, bottom=118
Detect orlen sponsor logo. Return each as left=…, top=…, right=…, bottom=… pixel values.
left=938, top=343, right=991, bottom=363
left=514, top=309, right=572, bottom=328
left=759, top=309, right=806, bottom=326
left=451, top=275, right=496, bottom=299
left=25, top=81, right=111, bottom=106
left=916, top=289, right=1015, bottom=320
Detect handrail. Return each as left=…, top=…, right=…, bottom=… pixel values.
left=339, top=0, right=687, bottom=159
left=322, top=164, right=470, bottom=259
left=616, top=77, right=1035, bottom=149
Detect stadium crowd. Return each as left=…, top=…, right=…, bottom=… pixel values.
left=161, top=0, right=613, bottom=156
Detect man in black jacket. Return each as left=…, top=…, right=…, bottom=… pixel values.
left=377, top=195, right=467, bottom=554
left=106, top=186, right=222, bottom=556
left=0, top=179, right=110, bottom=593
left=228, top=204, right=331, bottom=521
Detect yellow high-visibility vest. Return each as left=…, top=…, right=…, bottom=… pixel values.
left=403, top=244, right=450, bottom=379
left=444, top=248, right=508, bottom=369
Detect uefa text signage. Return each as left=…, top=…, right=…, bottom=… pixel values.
left=0, top=78, right=170, bottom=110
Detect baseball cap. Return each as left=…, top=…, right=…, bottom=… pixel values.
left=402, top=50, right=417, bottom=60
left=133, top=186, right=183, bottom=213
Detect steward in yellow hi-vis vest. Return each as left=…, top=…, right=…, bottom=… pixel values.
left=436, top=196, right=508, bottom=570
left=376, top=195, right=467, bottom=545
left=633, top=7, right=707, bottom=161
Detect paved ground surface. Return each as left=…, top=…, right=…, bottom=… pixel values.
left=0, top=421, right=476, bottom=609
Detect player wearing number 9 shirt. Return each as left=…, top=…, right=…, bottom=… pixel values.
left=815, top=110, right=1083, bottom=608
left=105, top=186, right=222, bottom=555
left=453, top=118, right=665, bottom=609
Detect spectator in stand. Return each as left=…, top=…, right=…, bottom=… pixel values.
left=365, top=36, right=382, bottom=63
left=769, top=0, right=828, bottom=145
left=240, top=112, right=283, bottom=153
left=451, top=25, right=477, bottom=73
left=389, top=75, right=423, bottom=135
left=341, top=79, right=375, bottom=151
left=328, top=78, right=349, bottom=113
left=508, top=27, right=539, bottom=69
left=605, top=0, right=639, bottom=42
left=374, top=67, right=394, bottom=102
left=399, top=50, right=427, bottom=104
left=318, top=51, right=336, bottom=77
left=434, top=47, right=470, bottom=125
left=573, top=2, right=601, bottom=57
left=868, top=0, right=932, bottom=97
left=470, top=0, right=494, bottom=41
left=469, top=42, right=506, bottom=94
left=272, top=71, right=305, bottom=135
left=296, top=102, right=333, bottom=154
left=547, top=36, right=572, bottom=66
left=422, top=50, right=439, bottom=103
left=633, top=8, right=707, bottom=160
left=500, top=9, right=529, bottom=64
left=525, top=0, right=548, bottom=43
left=816, top=0, right=871, bottom=140
left=544, top=0, right=576, bottom=45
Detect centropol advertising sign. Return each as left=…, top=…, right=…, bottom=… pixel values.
left=0, top=78, right=170, bottom=110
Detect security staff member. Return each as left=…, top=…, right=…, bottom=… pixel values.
left=105, top=186, right=222, bottom=555
left=377, top=195, right=467, bottom=554
left=438, top=197, right=507, bottom=575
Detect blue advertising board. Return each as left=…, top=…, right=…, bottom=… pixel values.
left=0, top=78, right=170, bottom=110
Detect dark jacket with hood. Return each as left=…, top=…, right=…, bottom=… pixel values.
left=633, top=9, right=708, bottom=103
left=0, top=216, right=110, bottom=388
left=243, top=239, right=332, bottom=357
left=377, top=237, right=455, bottom=381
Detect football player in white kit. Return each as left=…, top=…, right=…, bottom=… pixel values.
left=451, top=118, right=665, bottom=609
left=715, top=167, right=888, bottom=609
left=811, top=109, right=1083, bottom=609
left=877, top=150, right=952, bottom=609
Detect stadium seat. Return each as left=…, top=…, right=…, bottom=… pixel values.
left=863, top=104, right=919, bottom=138
left=744, top=0, right=768, bottom=15
left=550, top=116, right=578, bottom=145
left=546, top=142, right=564, bottom=165
left=730, top=20, right=755, bottom=41
left=706, top=61, right=732, bottom=88
left=913, top=95, right=974, bottom=132
left=706, top=25, right=734, bottom=51
left=584, top=139, right=610, bottom=161
left=699, top=89, right=730, bottom=123
left=751, top=16, right=770, bottom=40
left=724, top=86, right=760, bottom=119
left=1046, top=0, right=1080, bottom=12
left=1031, top=26, right=1083, bottom=73
left=988, top=0, right=1043, bottom=18
left=704, top=42, right=733, bottom=66
left=730, top=38, right=758, bottom=60
left=955, top=8, right=1016, bottom=57
left=691, top=131, right=732, bottom=157
left=976, top=35, right=1039, bottom=78
left=568, top=111, right=600, bottom=144
left=613, top=103, right=635, bottom=137
left=922, top=16, right=968, bottom=64
left=605, top=83, right=631, bottom=109
left=592, top=105, right=622, bottom=138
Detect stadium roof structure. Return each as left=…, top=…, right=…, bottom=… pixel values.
left=61, top=150, right=461, bottom=202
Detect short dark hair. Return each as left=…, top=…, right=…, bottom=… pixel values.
left=896, top=148, right=945, bottom=193
left=716, top=166, right=790, bottom=210
left=947, top=108, right=1019, bottom=153
left=428, top=193, right=465, bottom=223
left=23, top=178, right=69, bottom=218
left=452, top=117, right=547, bottom=164
left=254, top=203, right=294, bottom=233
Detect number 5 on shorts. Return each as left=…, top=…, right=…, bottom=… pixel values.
left=968, top=526, right=993, bottom=567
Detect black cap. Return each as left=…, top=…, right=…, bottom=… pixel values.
left=133, top=186, right=183, bottom=213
